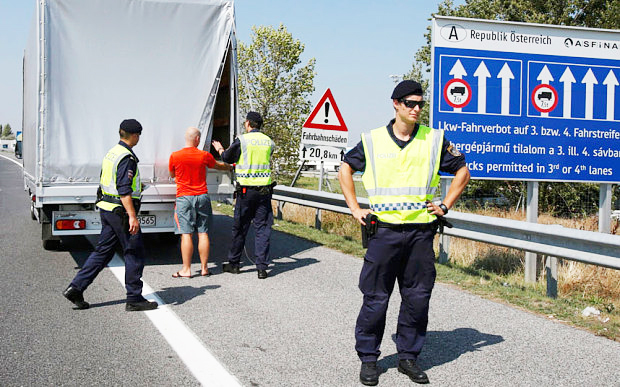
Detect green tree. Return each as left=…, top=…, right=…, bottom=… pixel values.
left=238, top=24, right=316, bottom=181
left=2, top=123, right=13, bottom=138
left=408, top=0, right=619, bottom=216
left=410, top=0, right=618, bottom=83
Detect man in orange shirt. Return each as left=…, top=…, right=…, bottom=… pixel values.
left=169, top=127, right=231, bottom=278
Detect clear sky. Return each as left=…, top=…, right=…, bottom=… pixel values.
left=0, top=0, right=461, bottom=145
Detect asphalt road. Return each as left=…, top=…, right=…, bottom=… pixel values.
left=1, top=153, right=619, bottom=386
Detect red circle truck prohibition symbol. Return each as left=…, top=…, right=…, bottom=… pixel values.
left=531, top=84, right=558, bottom=113
left=443, top=79, right=472, bottom=109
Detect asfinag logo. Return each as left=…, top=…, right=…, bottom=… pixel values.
left=563, top=37, right=619, bottom=51
left=440, top=24, right=466, bottom=42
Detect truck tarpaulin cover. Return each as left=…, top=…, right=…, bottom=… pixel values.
left=23, top=0, right=235, bottom=183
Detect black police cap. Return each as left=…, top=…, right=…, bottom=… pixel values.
left=246, top=111, right=263, bottom=124
left=120, top=119, right=142, bottom=134
left=390, top=80, right=423, bottom=100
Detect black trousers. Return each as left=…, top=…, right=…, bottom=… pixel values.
left=227, top=188, right=273, bottom=270
left=71, top=209, right=147, bottom=302
left=355, top=226, right=437, bottom=362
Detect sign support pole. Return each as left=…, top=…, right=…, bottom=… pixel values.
left=315, top=161, right=324, bottom=230
left=525, top=181, right=539, bottom=283
left=439, top=177, right=451, bottom=264
left=599, top=183, right=612, bottom=234
left=545, top=255, right=558, bottom=298
left=291, top=160, right=305, bottom=187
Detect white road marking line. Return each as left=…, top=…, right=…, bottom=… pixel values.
left=105, top=248, right=242, bottom=386
left=3, top=152, right=240, bottom=384
left=0, top=153, right=24, bottom=168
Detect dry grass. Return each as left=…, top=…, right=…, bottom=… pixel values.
left=273, top=202, right=361, bottom=241
left=440, top=208, right=620, bottom=310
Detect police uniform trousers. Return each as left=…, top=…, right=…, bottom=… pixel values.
left=355, top=224, right=437, bottom=362
left=70, top=209, right=147, bottom=302
left=227, top=187, right=273, bottom=270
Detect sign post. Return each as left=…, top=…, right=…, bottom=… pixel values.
left=300, top=88, right=348, bottom=229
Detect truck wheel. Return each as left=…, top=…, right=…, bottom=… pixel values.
left=42, top=223, right=61, bottom=250
left=43, top=239, right=61, bottom=251
left=30, top=204, right=37, bottom=220
left=160, top=232, right=179, bottom=244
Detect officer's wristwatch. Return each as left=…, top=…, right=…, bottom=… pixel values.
left=438, top=203, right=449, bottom=215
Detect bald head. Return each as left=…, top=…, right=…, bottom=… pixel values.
left=185, top=127, right=201, bottom=147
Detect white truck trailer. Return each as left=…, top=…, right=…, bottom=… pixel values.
left=23, top=0, right=238, bottom=249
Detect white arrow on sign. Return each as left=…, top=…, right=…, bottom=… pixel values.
left=449, top=59, right=467, bottom=112
left=603, top=70, right=618, bottom=121
left=537, top=65, right=554, bottom=117
left=497, top=63, right=514, bottom=116
left=559, top=67, right=576, bottom=119
left=582, top=69, right=598, bottom=120
left=474, top=61, right=490, bottom=114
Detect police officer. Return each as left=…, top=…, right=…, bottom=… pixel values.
left=338, top=80, right=470, bottom=385
left=212, top=112, right=275, bottom=279
left=63, top=119, right=158, bottom=312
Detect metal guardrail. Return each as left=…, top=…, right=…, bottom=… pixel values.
left=272, top=185, right=620, bottom=270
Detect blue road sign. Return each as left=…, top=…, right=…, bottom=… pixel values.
left=432, top=17, right=620, bottom=183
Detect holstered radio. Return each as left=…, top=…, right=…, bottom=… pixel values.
left=361, top=213, right=378, bottom=248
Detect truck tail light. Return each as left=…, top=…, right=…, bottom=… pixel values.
left=56, top=219, right=86, bottom=230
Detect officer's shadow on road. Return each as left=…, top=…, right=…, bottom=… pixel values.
left=154, top=285, right=220, bottom=306
left=200, top=214, right=320, bottom=277
left=239, top=225, right=320, bottom=277
left=72, top=285, right=220, bottom=308
left=378, top=328, right=504, bottom=373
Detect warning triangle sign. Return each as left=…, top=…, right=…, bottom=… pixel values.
left=302, top=88, right=348, bottom=131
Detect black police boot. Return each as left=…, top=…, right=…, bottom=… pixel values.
left=222, top=263, right=241, bottom=274
left=257, top=269, right=268, bottom=279
left=63, top=286, right=89, bottom=310
left=359, top=361, right=379, bottom=386
left=125, top=300, right=158, bottom=312
left=398, top=359, right=429, bottom=384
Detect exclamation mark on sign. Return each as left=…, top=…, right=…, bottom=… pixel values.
left=324, top=102, right=330, bottom=123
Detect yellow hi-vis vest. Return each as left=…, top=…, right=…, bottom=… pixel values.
left=235, top=131, right=274, bottom=186
left=97, top=144, right=141, bottom=211
left=361, top=125, right=443, bottom=224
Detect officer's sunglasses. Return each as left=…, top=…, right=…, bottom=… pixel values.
left=400, top=99, right=425, bottom=109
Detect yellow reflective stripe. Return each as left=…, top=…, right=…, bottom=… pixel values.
left=366, top=187, right=437, bottom=196
left=427, top=128, right=443, bottom=189
left=236, top=164, right=271, bottom=169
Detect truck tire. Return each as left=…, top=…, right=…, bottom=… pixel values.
left=42, top=222, right=61, bottom=251
left=43, top=239, right=61, bottom=251
left=159, top=232, right=179, bottom=245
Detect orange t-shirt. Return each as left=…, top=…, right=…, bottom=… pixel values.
left=169, top=147, right=216, bottom=197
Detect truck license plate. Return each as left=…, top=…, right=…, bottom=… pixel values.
left=138, top=215, right=156, bottom=227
